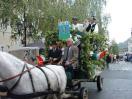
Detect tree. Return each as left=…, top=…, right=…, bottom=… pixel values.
left=110, top=40, right=119, bottom=55
left=0, top=0, right=109, bottom=36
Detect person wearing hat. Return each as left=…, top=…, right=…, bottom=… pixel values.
left=86, top=17, right=98, bottom=33
left=72, top=17, right=84, bottom=33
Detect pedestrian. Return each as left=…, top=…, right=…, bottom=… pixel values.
left=116, top=54, right=120, bottom=62
left=106, top=54, right=111, bottom=69
left=113, top=55, right=117, bottom=63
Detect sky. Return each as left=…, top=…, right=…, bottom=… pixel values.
left=106, top=0, right=132, bottom=43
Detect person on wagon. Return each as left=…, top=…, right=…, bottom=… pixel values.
left=58, top=38, right=79, bottom=88
left=48, top=41, right=62, bottom=64
left=86, top=17, right=98, bottom=33
left=58, top=38, right=79, bottom=69
left=72, top=17, right=84, bottom=35
left=36, top=48, right=46, bottom=66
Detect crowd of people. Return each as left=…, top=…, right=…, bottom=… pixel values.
left=105, top=54, right=122, bottom=68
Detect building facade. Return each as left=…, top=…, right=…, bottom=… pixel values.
left=0, top=26, right=22, bottom=52
left=118, top=37, right=132, bottom=55
left=127, top=37, right=132, bottom=53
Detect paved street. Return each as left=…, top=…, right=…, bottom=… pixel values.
left=87, top=61, right=132, bottom=99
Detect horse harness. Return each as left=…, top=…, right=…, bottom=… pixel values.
left=0, top=64, right=61, bottom=98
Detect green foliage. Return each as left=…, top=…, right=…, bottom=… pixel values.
left=45, top=31, right=59, bottom=47
left=110, top=40, right=119, bottom=55
left=80, top=32, right=107, bottom=78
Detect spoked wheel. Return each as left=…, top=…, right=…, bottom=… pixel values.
left=78, top=87, right=88, bottom=99
left=97, top=75, right=103, bottom=91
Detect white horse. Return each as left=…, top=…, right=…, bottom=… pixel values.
left=0, top=51, right=67, bottom=99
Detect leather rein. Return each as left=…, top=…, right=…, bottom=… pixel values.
left=0, top=64, right=36, bottom=83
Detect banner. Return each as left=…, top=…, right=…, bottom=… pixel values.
left=58, top=20, right=70, bottom=41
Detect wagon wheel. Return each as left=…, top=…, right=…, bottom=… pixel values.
left=78, top=87, right=88, bottom=99
left=97, top=75, right=103, bottom=91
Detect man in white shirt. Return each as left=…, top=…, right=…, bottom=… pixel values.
left=72, top=17, right=84, bottom=32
